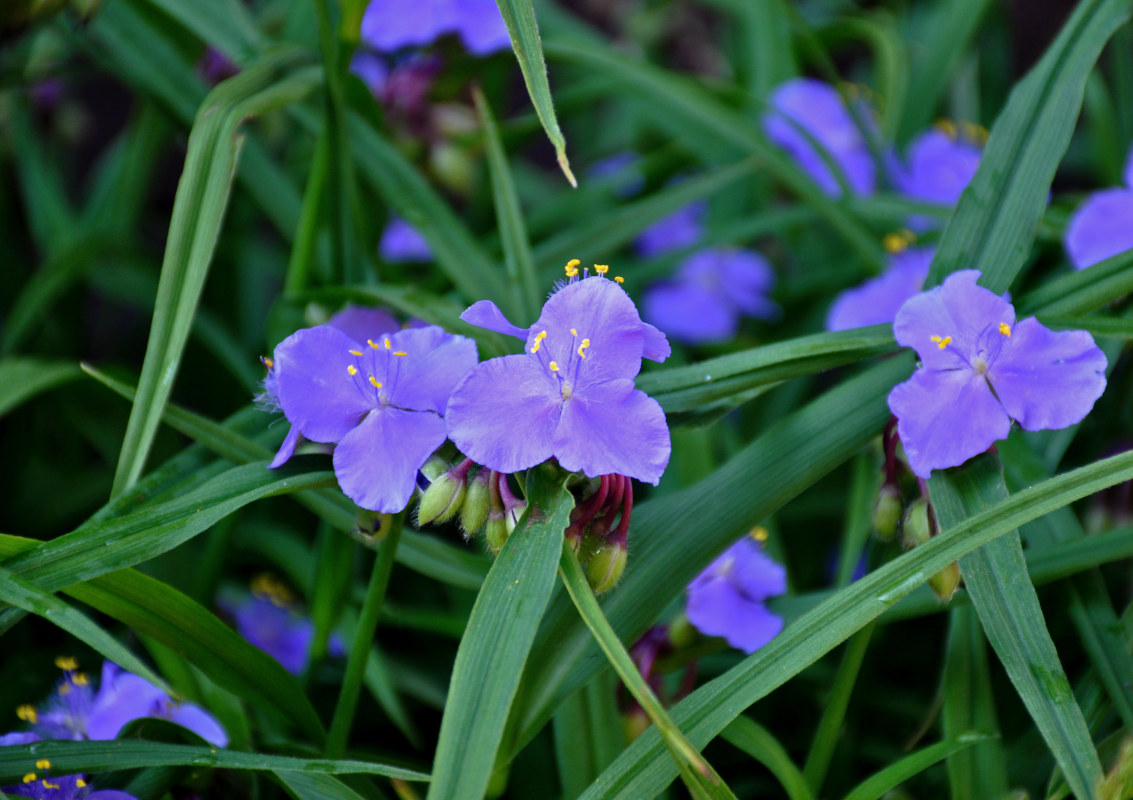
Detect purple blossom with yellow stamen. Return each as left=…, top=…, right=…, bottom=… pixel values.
left=1064, top=147, right=1133, bottom=269
left=888, top=270, right=1107, bottom=478
left=446, top=266, right=671, bottom=484
left=686, top=534, right=786, bottom=654
left=270, top=324, right=477, bottom=512
left=0, top=742, right=137, bottom=800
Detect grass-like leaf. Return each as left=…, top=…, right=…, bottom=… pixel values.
left=0, top=359, right=82, bottom=419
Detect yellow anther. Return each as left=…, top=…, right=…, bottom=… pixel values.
left=530, top=330, right=547, bottom=354
left=594, top=264, right=609, bottom=275
left=72, top=673, right=89, bottom=687
left=349, top=349, right=363, bottom=356
left=577, top=338, right=590, bottom=359
left=367, top=339, right=379, bottom=349
left=930, top=335, right=952, bottom=349
left=393, top=351, right=408, bottom=357
left=549, top=361, right=560, bottom=372
left=76, top=779, right=87, bottom=788
left=384, top=338, right=392, bottom=350
left=614, top=276, right=624, bottom=284
left=251, top=574, right=294, bottom=607
left=882, top=233, right=908, bottom=254
left=262, top=356, right=274, bottom=370
left=935, top=118, right=958, bottom=139
left=570, top=328, right=577, bottom=336
left=347, top=365, right=358, bottom=376
left=16, top=705, right=37, bottom=723
left=43, top=781, right=60, bottom=790
left=566, top=258, right=580, bottom=269
left=23, top=773, right=36, bottom=784
left=565, top=259, right=580, bottom=277
left=369, top=376, right=382, bottom=389
left=36, top=759, right=51, bottom=770
left=749, top=526, right=769, bottom=543
left=54, top=657, right=77, bottom=671
left=960, top=120, right=989, bottom=145
left=999, top=322, right=1011, bottom=337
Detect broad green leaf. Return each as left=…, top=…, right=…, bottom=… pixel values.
left=841, top=733, right=990, bottom=800
left=110, top=48, right=320, bottom=497
left=0, top=359, right=82, bottom=419
left=931, top=456, right=1103, bottom=798
left=495, top=0, right=576, bottom=185
left=0, top=740, right=427, bottom=782
left=925, top=0, right=1133, bottom=293
left=575, top=447, right=1133, bottom=798
left=720, top=717, right=812, bottom=800
left=426, top=476, right=574, bottom=800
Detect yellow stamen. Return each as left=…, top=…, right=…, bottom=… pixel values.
left=349, top=349, right=363, bottom=356
left=961, top=120, right=989, bottom=145
left=999, top=322, right=1011, bottom=337
left=77, top=779, right=87, bottom=788
left=43, top=781, right=60, bottom=790
left=23, top=773, right=35, bottom=784
left=54, top=657, right=77, bottom=671
left=17, top=705, right=37, bottom=724
left=749, top=526, right=769, bottom=543
left=393, top=351, right=408, bottom=357
left=348, top=365, right=358, bottom=376
left=935, top=118, right=958, bottom=139
left=930, top=335, right=952, bottom=349
left=594, top=264, right=609, bottom=275
left=614, top=276, right=624, bottom=284
left=72, top=673, right=89, bottom=687
left=369, top=376, right=382, bottom=389
left=384, top=338, right=392, bottom=350
left=570, top=328, right=577, bottom=336
left=530, top=330, right=547, bottom=354
left=566, top=258, right=580, bottom=269
left=35, top=760, right=51, bottom=770
left=577, top=338, right=590, bottom=359
left=367, top=339, right=379, bottom=350
left=549, top=361, right=560, bottom=372
left=565, top=258, right=581, bottom=277
left=262, top=356, right=274, bottom=370
left=882, top=233, right=907, bottom=254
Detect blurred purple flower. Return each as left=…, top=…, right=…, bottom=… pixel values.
left=360, top=0, right=510, bottom=55
left=349, top=50, right=390, bottom=94
left=893, top=127, right=983, bottom=229
left=763, top=78, right=876, bottom=197
left=1065, top=148, right=1133, bottom=269
left=635, top=200, right=706, bottom=258
left=447, top=273, right=671, bottom=482
left=198, top=48, right=239, bottom=84
left=270, top=324, right=477, bottom=511
left=686, top=536, right=786, bottom=653
left=826, top=246, right=934, bottom=331
left=888, top=270, right=1107, bottom=478
left=27, top=661, right=225, bottom=747
left=380, top=217, right=433, bottom=262
left=0, top=751, right=137, bottom=800
left=643, top=248, right=778, bottom=344
left=589, top=152, right=645, bottom=198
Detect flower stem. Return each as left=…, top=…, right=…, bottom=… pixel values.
left=325, top=514, right=403, bottom=758
left=557, top=541, right=727, bottom=791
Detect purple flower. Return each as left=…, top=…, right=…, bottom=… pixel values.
left=686, top=536, right=786, bottom=653
left=589, top=152, right=645, bottom=198
left=1064, top=148, right=1133, bottom=269
left=447, top=272, right=671, bottom=483
left=826, top=246, right=934, bottom=331
left=380, top=217, right=433, bottom=262
left=763, top=78, right=876, bottom=197
left=360, top=0, right=510, bottom=55
left=634, top=201, right=706, bottom=258
left=270, top=324, right=477, bottom=512
left=643, top=248, right=778, bottom=344
left=893, top=127, right=983, bottom=229
left=1, top=765, right=136, bottom=800
left=26, top=661, right=226, bottom=747
left=349, top=50, right=390, bottom=94
left=888, top=270, right=1107, bottom=478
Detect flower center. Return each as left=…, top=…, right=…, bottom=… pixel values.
left=345, top=337, right=408, bottom=406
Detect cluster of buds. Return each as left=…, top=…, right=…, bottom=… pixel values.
left=566, top=474, right=634, bottom=594
left=415, top=457, right=527, bottom=555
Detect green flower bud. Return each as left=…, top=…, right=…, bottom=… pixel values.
left=900, top=498, right=932, bottom=549
left=621, top=707, right=650, bottom=745
left=667, top=614, right=696, bottom=649
left=420, top=455, right=448, bottom=486
left=416, top=470, right=467, bottom=527
left=504, top=500, right=527, bottom=534
left=460, top=469, right=491, bottom=537
left=586, top=540, right=627, bottom=594
left=873, top=483, right=903, bottom=541
left=485, top=510, right=509, bottom=555
left=430, top=141, right=475, bottom=196
left=929, top=561, right=961, bottom=603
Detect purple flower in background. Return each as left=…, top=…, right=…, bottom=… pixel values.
left=643, top=248, right=778, bottom=344
left=1065, top=148, right=1133, bottom=269
left=26, top=661, right=226, bottom=747
left=589, top=152, right=645, bottom=198
left=447, top=271, right=671, bottom=483
left=380, top=217, right=433, bottom=262
left=893, top=126, right=983, bottom=229
left=686, top=535, right=786, bottom=653
left=763, top=78, right=876, bottom=197
left=270, top=324, right=477, bottom=511
left=360, top=0, right=510, bottom=55
left=826, top=246, right=934, bottom=331
left=349, top=50, right=390, bottom=94
left=0, top=750, right=137, bottom=800
left=888, top=270, right=1107, bottom=478
left=635, top=200, right=706, bottom=258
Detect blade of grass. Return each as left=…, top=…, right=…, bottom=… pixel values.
left=841, top=733, right=990, bottom=800
left=0, top=359, right=82, bottom=419
left=720, top=717, right=812, bottom=800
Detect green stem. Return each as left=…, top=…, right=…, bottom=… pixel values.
left=325, top=515, right=402, bottom=758
left=556, top=542, right=721, bottom=786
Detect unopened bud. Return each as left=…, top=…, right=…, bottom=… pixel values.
left=621, top=707, right=650, bottom=744
left=419, top=456, right=448, bottom=487
left=460, top=469, right=491, bottom=537
left=485, top=511, right=509, bottom=555
left=900, top=498, right=932, bottom=549
left=504, top=500, right=527, bottom=534
left=873, top=483, right=903, bottom=541
left=586, top=540, right=627, bottom=594
left=417, top=469, right=467, bottom=526
left=430, top=141, right=475, bottom=196
left=667, top=615, right=696, bottom=649
left=929, top=561, right=961, bottom=603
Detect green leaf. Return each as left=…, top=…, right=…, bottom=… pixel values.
left=0, top=740, right=427, bottom=783
left=425, top=475, right=574, bottom=800
left=495, top=0, right=576, bottom=185
left=929, top=456, right=1103, bottom=799
left=841, top=733, right=990, bottom=800
left=110, top=48, right=320, bottom=497
left=720, top=717, right=812, bottom=800
left=553, top=671, right=622, bottom=799
left=134, top=0, right=262, bottom=61
left=277, top=772, right=370, bottom=800
left=924, top=0, right=1133, bottom=293
left=0, top=359, right=82, bottom=419
left=573, top=446, right=1133, bottom=798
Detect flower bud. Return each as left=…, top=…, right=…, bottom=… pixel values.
left=586, top=540, right=627, bottom=594
left=929, top=561, right=961, bottom=603
left=667, top=614, right=696, bottom=649
left=417, top=469, right=467, bottom=526
left=430, top=141, right=475, bottom=196
left=419, top=455, right=448, bottom=487
left=504, top=500, right=527, bottom=534
left=900, top=498, right=932, bottom=549
left=621, top=707, right=650, bottom=745
left=460, top=469, right=491, bottom=537
left=484, top=510, right=509, bottom=555
left=873, top=483, right=903, bottom=541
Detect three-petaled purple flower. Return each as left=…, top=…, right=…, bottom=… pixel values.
left=270, top=324, right=477, bottom=512
left=360, top=0, right=510, bottom=55
left=1064, top=147, right=1133, bottom=269
left=826, top=246, right=933, bottom=331
left=686, top=536, right=786, bottom=654
left=763, top=78, right=876, bottom=197
left=892, top=125, right=983, bottom=230
left=635, top=200, right=706, bottom=258
left=447, top=270, right=671, bottom=483
left=643, top=248, right=778, bottom=343
left=888, top=270, right=1107, bottom=478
